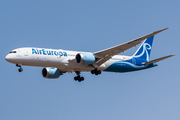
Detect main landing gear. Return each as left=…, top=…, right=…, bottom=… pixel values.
left=74, top=71, right=84, bottom=82
left=16, top=63, right=23, bottom=72
left=91, top=68, right=101, bottom=75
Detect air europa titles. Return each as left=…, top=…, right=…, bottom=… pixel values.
left=32, top=48, right=67, bottom=57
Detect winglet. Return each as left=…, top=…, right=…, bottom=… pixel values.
left=142, top=54, right=175, bottom=65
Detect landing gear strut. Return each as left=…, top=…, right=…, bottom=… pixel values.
left=16, top=63, right=23, bottom=72
left=91, top=68, right=101, bottom=75
left=74, top=71, right=84, bottom=82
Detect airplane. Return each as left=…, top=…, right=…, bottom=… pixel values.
left=5, top=27, right=174, bottom=82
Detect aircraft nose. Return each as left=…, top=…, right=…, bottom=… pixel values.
left=5, top=54, right=11, bottom=62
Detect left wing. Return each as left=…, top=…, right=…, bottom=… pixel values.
left=93, top=27, right=169, bottom=67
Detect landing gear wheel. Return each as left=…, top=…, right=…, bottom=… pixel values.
left=91, top=70, right=95, bottom=74
left=81, top=77, right=84, bottom=81
left=92, top=69, right=101, bottom=75
left=98, top=70, right=101, bottom=74
left=74, top=77, right=78, bottom=81
left=77, top=75, right=84, bottom=82
left=74, top=71, right=84, bottom=82
left=77, top=75, right=80, bottom=80
left=18, top=68, right=23, bottom=72
left=95, top=72, right=98, bottom=75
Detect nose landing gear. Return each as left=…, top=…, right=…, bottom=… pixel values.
left=16, top=63, right=23, bottom=72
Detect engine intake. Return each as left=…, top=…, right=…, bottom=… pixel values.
left=75, top=53, right=95, bottom=65
left=42, top=67, right=62, bottom=78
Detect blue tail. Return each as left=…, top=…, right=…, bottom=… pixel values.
left=133, top=36, right=154, bottom=62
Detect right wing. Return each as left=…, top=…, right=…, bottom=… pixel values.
left=93, top=27, right=169, bottom=67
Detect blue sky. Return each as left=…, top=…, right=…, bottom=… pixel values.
left=0, top=0, right=179, bottom=120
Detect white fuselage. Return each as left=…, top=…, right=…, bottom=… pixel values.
left=5, top=47, right=131, bottom=72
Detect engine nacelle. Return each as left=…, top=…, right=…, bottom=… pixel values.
left=75, top=53, right=95, bottom=65
left=42, top=67, right=62, bottom=78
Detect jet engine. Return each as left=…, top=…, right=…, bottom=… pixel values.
left=75, top=53, right=95, bottom=65
left=42, top=67, right=62, bottom=78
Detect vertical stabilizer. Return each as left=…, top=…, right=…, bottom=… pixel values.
left=133, top=36, right=154, bottom=61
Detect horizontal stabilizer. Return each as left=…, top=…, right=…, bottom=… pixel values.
left=142, top=55, right=175, bottom=65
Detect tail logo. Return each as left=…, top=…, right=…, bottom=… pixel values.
left=134, top=42, right=151, bottom=61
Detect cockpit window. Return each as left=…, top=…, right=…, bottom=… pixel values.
left=9, top=51, right=17, bottom=54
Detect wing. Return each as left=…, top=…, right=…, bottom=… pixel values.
left=93, top=27, right=169, bottom=67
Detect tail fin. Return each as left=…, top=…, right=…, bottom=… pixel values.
left=133, top=36, right=154, bottom=61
